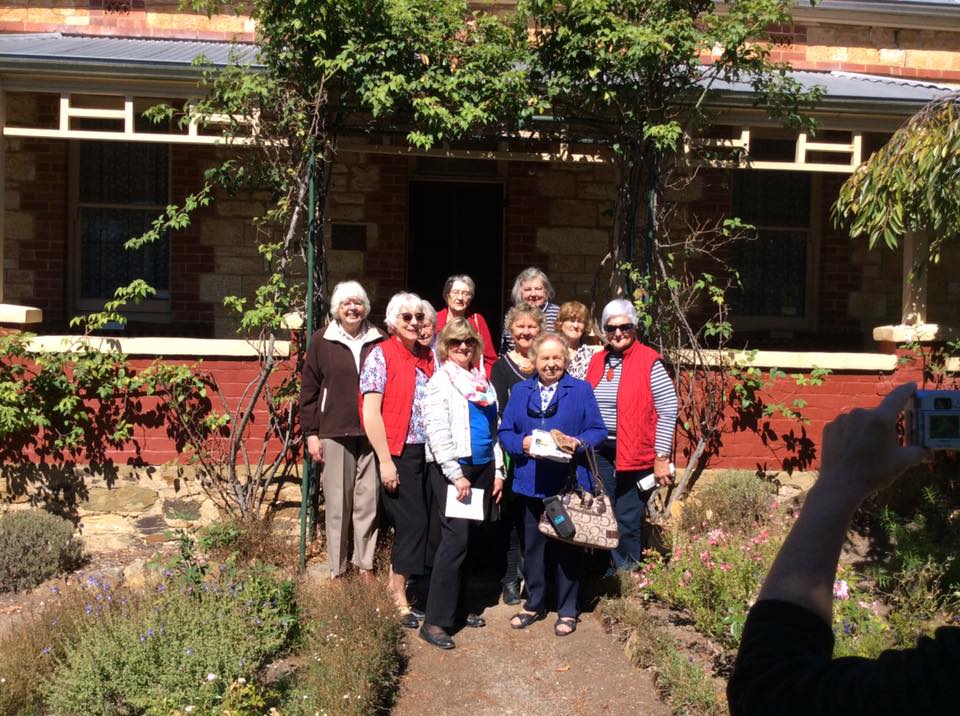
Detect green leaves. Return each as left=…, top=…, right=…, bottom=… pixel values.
left=835, top=94, right=960, bottom=259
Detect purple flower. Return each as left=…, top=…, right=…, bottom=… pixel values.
left=84, top=604, right=93, bottom=615
left=147, top=628, right=155, bottom=638
left=49, top=586, right=60, bottom=595
left=139, top=634, right=146, bottom=643
left=40, top=647, right=51, bottom=655
left=184, top=646, right=193, bottom=656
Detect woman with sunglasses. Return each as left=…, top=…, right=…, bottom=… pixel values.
left=360, top=292, right=436, bottom=627
left=418, top=318, right=505, bottom=649
left=435, top=274, right=497, bottom=378
left=586, top=299, right=678, bottom=572
left=499, top=333, right=607, bottom=637
left=489, top=302, right=545, bottom=605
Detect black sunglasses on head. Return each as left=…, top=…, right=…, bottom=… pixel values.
left=604, top=322, right=635, bottom=334
left=400, top=312, right=425, bottom=323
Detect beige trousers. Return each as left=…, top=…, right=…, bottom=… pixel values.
left=321, top=436, right=379, bottom=576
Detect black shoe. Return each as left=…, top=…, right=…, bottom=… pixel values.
left=408, top=606, right=426, bottom=620
left=419, top=623, right=455, bottom=649
left=464, top=612, right=486, bottom=628
left=502, top=582, right=521, bottom=605
left=399, top=610, right=421, bottom=629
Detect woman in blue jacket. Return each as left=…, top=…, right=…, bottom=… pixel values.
left=498, top=333, right=607, bottom=636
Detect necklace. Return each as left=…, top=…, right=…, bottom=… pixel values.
left=605, top=355, right=623, bottom=382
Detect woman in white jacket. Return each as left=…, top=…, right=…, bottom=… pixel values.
left=419, top=318, right=504, bottom=650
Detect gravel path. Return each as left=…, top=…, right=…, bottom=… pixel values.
left=392, top=579, right=670, bottom=716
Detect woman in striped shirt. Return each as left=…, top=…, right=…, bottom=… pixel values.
left=585, top=299, right=678, bottom=572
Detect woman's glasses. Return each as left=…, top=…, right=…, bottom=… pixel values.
left=399, top=312, right=425, bottom=323
left=603, top=322, right=635, bottom=335
left=448, top=337, right=477, bottom=347
left=448, top=290, right=472, bottom=298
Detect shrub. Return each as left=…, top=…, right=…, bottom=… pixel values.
left=0, top=510, right=82, bottom=592
left=0, top=577, right=129, bottom=715
left=198, top=517, right=300, bottom=572
left=285, top=578, right=404, bottom=715
left=680, top=471, right=778, bottom=534
left=44, top=564, right=298, bottom=715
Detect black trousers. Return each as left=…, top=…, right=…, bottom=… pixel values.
left=379, top=443, right=428, bottom=575
left=520, top=495, right=583, bottom=619
left=424, top=461, right=445, bottom=569
left=424, top=461, right=495, bottom=628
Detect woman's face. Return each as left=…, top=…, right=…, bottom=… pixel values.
left=446, top=336, right=476, bottom=370
left=393, top=304, right=423, bottom=343
left=510, top=314, right=541, bottom=355
left=560, top=317, right=585, bottom=347
left=535, top=338, right=567, bottom=386
left=604, top=314, right=637, bottom=352
left=417, top=318, right=435, bottom=347
left=337, top=298, right=366, bottom=332
left=446, top=280, right=473, bottom=314
left=520, top=278, right=546, bottom=308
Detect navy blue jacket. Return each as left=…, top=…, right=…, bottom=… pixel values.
left=498, top=372, right=607, bottom=498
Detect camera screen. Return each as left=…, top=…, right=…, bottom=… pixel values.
left=929, top=414, right=960, bottom=440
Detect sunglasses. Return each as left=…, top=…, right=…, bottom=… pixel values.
left=604, top=323, right=635, bottom=334
left=448, top=337, right=477, bottom=347
left=527, top=401, right=559, bottom=419
left=399, top=312, right=425, bottom=323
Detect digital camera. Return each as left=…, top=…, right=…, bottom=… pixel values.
left=906, top=390, right=960, bottom=450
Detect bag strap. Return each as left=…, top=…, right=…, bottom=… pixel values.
left=582, top=445, right=606, bottom=498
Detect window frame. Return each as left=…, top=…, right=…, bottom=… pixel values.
left=728, top=170, right=822, bottom=333
left=68, top=139, right=173, bottom=322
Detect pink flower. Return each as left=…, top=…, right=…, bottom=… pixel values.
left=720, top=563, right=732, bottom=572
left=699, top=550, right=711, bottom=563
left=707, top=528, right=725, bottom=545
left=833, top=579, right=850, bottom=601
left=683, top=570, right=693, bottom=580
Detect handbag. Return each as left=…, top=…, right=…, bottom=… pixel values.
left=538, top=446, right=620, bottom=550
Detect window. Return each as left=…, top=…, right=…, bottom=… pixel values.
left=729, top=170, right=819, bottom=330
left=72, top=140, right=170, bottom=317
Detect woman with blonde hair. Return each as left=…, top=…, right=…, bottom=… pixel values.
left=419, top=318, right=504, bottom=649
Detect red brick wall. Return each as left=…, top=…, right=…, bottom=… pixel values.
left=3, top=351, right=927, bottom=473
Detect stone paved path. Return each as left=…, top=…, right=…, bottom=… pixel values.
left=392, top=586, right=670, bottom=716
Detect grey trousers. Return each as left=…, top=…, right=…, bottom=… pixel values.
left=321, top=436, right=379, bottom=576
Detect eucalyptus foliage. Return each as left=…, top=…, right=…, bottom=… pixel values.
left=834, top=93, right=960, bottom=265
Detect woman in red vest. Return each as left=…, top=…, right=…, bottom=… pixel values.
left=586, top=299, right=678, bottom=571
left=360, top=292, right=436, bottom=628
left=435, top=274, right=497, bottom=378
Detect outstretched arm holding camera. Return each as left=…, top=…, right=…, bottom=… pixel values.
left=728, top=383, right=960, bottom=716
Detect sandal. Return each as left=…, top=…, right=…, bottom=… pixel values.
left=554, top=616, right=578, bottom=636
left=510, top=610, right=546, bottom=630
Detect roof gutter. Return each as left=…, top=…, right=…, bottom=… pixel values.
left=790, top=0, right=960, bottom=31
left=0, top=57, right=263, bottom=83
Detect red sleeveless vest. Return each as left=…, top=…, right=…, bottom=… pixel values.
left=365, top=336, right=434, bottom=457
left=586, top=340, right=662, bottom=471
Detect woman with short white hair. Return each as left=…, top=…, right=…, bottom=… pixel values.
left=360, top=292, right=437, bottom=627
left=586, top=298, right=678, bottom=572
left=300, top=280, right=384, bottom=581
left=436, top=274, right=498, bottom=377
left=500, top=267, right=561, bottom=354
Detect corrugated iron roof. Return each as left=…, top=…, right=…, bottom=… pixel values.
left=710, top=68, right=958, bottom=105
left=0, top=32, right=259, bottom=74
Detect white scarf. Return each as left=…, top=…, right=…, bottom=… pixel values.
left=442, top=360, right=496, bottom=406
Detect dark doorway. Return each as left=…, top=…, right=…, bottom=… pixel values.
left=408, top=181, right=504, bottom=341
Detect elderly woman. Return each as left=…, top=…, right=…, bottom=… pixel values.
left=554, top=300, right=596, bottom=380
left=586, top=299, right=678, bottom=571
left=489, top=302, right=545, bottom=605
left=419, top=300, right=441, bottom=370
left=418, top=318, right=505, bottom=649
left=300, top=280, right=385, bottom=581
left=360, top=292, right=436, bottom=627
left=499, top=334, right=607, bottom=636
left=435, top=274, right=497, bottom=377
left=500, top=267, right=560, bottom=354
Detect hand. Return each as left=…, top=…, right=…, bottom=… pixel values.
left=653, top=456, right=672, bottom=486
left=306, top=435, right=324, bottom=463
left=522, top=436, right=532, bottom=455
left=379, top=459, right=399, bottom=493
left=454, top=476, right=471, bottom=502
left=818, top=382, right=928, bottom=505
left=492, top=476, right=505, bottom=504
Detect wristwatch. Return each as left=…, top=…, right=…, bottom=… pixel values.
left=654, top=452, right=671, bottom=460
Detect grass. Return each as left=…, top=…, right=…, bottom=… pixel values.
left=602, top=594, right=727, bottom=716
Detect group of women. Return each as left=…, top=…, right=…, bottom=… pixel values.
left=299, top=268, right=678, bottom=650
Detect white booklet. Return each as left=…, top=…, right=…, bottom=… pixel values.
left=444, top=486, right=485, bottom=521
left=529, top=428, right=572, bottom=462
